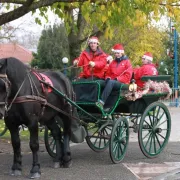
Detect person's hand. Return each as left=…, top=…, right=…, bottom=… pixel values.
left=73, top=59, right=79, bottom=66
left=106, top=55, right=113, bottom=64
left=89, top=61, right=95, bottom=67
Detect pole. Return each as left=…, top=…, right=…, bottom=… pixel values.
left=173, top=28, right=179, bottom=107
left=64, top=63, right=67, bottom=76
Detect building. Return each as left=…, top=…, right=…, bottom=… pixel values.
left=0, top=43, right=34, bottom=65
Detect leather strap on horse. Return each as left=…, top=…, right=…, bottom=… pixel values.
left=11, top=95, right=81, bottom=121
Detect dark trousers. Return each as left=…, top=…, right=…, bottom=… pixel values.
left=101, top=80, right=121, bottom=104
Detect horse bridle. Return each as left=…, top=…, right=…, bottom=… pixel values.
left=0, top=74, right=11, bottom=111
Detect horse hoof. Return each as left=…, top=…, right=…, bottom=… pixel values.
left=10, top=170, right=22, bottom=176
left=62, top=160, right=72, bottom=168
left=29, top=172, right=41, bottom=179
left=53, top=162, right=60, bottom=169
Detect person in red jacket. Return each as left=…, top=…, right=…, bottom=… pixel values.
left=134, top=52, right=158, bottom=88
left=73, top=36, right=107, bottom=80
left=96, top=44, right=133, bottom=110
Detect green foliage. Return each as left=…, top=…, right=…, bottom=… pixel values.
left=31, top=24, right=69, bottom=69
left=100, top=25, right=167, bottom=66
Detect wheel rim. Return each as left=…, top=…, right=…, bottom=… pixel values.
left=139, top=103, right=171, bottom=157
left=86, top=122, right=112, bottom=151
left=110, top=118, right=129, bottom=163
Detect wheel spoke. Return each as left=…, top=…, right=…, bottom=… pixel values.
left=93, top=136, right=98, bottom=146
left=148, top=113, right=153, bottom=126
left=142, top=131, right=151, bottom=140
left=102, top=130, right=107, bottom=146
left=113, top=142, right=118, bottom=153
left=156, top=112, right=165, bottom=126
left=99, top=133, right=102, bottom=148
left=119, top=143, right=123, bottom=155
left=49, top=138, right=55, bottom=147
left=52, top=141, right=56, bottom=152
left=145, top=133, right=152, bottom=149
left=156, top=119, right=167, bottom=128
left=144, top=120, right=152, bottom=128
left=120, top=127, right=127, bottom=137
left=149, top=134, right=153, bottom=153
left=153, top=134, right=157, bottom=153
left=157, top=133, right=165, bottom=140
left=155, top=134, right=162, bottom=148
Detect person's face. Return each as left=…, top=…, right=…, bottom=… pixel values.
left=89, top=42, right=98, bottom=52
left=142, top=58, right=148, bottom=65
left=114, top=52, right=123, bottom=58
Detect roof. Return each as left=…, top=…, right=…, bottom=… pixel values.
left=0, top=43, right=34, bottom=63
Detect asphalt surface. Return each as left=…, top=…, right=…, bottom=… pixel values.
left=0, top=107, right=180, bottom=180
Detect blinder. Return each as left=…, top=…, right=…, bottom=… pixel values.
left=0, top=74, right=11, bottom=112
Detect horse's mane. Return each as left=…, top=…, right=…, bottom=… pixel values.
left=7, top=57, right=29, bottom=72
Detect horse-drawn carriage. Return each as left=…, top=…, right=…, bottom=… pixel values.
left=44, top=75, right=171, bottom=164
left=0, top=57, right=172, bottom=178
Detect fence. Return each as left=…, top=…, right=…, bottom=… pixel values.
left=159, top=88, right=180, bottom=107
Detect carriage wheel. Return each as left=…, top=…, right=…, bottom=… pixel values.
left=85, top=122, right=113, bottom=152
left=0, top=121, right=8, bottom=137
left=138, top=102, right=171, bottom=158
left=109, top=117, right=129, bottom=163
left=44, top=126, right=56, bottom=158
left=44, top=117, right=64, bottom=158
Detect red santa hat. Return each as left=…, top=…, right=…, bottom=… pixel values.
left=112, top=44, right=124, bottom=53
left=88, top=36, right=99, bottom=44
left=142, top=52, right=153, bottom=61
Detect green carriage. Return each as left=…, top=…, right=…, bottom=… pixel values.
left=44, top=75, right=171, bottom=164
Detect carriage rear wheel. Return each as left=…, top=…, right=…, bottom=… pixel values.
left=138, top=102, right=171, bottom=158
left=109, top=117, right=129, bottom=163
left=85, top=121, right=113, bottom=153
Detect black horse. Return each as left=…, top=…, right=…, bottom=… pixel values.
left=0, top=57, right=75, bottom=178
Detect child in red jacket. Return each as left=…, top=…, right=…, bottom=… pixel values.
left=96, top=44, right=133, bottom=110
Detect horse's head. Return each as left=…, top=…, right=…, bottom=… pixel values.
left=0, top=59, right=11, bottom=119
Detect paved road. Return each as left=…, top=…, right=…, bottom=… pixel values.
left=0, top=107, right=180, bottom=180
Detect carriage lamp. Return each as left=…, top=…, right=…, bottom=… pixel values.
left=62, top=57, right=69, bottom=76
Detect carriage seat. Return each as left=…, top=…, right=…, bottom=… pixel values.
left=72, top=79, right=129, bottom=103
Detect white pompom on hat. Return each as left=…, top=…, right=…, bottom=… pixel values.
left=88, top=36, right=99, bottom=44
left=112, top=44, right=124, bottom=53
left=142, top=52, right=153, bottom=61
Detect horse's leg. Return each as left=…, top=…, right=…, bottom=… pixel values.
left=46, top=119, right=62, bottom=168
left=8, top=124, right=22, bottom=176
left=28, top=121, right=41, bottom=179
left=61, top=114, right=72, bottom=168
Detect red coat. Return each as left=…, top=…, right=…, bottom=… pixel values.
left=105, top=58, right=133, bottom=84
left=77, top=47, right=107, bottom=79
left=134, top=64, right=158, bottom=88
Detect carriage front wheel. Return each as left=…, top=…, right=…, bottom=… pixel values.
left=138, top=102, right=171, bottom=158
left=109, top=117, right=129, bottom=163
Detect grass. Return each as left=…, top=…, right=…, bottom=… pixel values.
left=0, top=120, right=45, bottom=141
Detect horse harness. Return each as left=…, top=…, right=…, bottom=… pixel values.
left=0, top=71, right=80, bottom=121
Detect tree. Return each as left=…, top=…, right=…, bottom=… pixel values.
left=2, top=0, right=180, bottom=78
left=31, top=24, right=69, bottom=69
